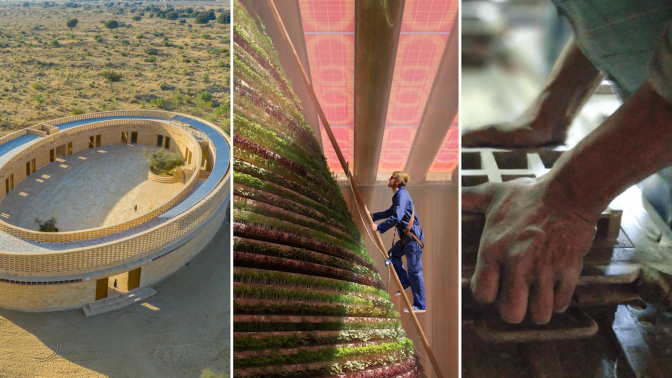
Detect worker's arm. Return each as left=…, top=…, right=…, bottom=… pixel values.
left=462, top=37, right=605, bottom=148
left=372, top=208, right=392, bottom=222
left=373, top=192, right=408, bottom=234
left=464, top=79, right=672, bottom=324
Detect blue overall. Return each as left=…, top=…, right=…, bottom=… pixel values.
left=372, top=187, right=426, bottom=309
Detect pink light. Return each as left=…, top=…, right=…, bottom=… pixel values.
left=429, top=127, right=459, bottom=173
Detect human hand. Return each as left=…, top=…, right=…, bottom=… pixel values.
left=370, top=223, right=378, bottom=232
left=463, top=178, right=597, bottom=324
left=462, top=118, right=566, bottom=148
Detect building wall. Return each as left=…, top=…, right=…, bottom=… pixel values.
left=0, top=279, right=97, bottom=312
left=341, top=184, right=459, bottom=378
left=0, top=200, right=227, bottom=312
left=140, top=201, right=227, bottom=287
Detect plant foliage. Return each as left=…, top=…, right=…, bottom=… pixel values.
left=143, top=148, right=185, bottom=175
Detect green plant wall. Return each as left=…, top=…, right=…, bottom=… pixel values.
left=233, top=1, right=424, bottom=378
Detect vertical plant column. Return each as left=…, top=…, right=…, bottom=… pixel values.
left=232, top=1, right=424, bottom=378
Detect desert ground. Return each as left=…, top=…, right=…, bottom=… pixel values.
left=0, top=0, right=230, bottom=136
left=0, top=209, right=230, bottom=378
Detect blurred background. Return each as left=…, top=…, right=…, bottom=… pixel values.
left=461, top=0, right=621, bottom=147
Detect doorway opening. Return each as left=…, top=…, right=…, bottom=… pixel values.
left=107, top=268, right=142, bottom=298
left=121, top=131, right=128, bottom=144
left=68, top=142, right=73, bottom=155
left=56, top=144, right=67, bottom=158
left=96, top=135, right=102, bottom=147
left=50, top=149, right=55, bottom=162
left=95, top=277, right=108, bottom=301
left=5, top=173, right=13, bottom=194
left=165, top=136, right=171, bottom=150
left=89, top=136, right=94, bottom=149
left=131, top=132, right=138, bottom=144
left=157, top=135, right=163, bottom=147
left=26, top=161, right=30, bottom=176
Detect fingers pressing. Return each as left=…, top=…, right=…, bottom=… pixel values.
left=499, top=268, right=529, bottom=324
left=553, top=275, right=578, bottom=313
left=529, top=272, right=554, bottom=324
left=470, top=258, right=501, bottom=304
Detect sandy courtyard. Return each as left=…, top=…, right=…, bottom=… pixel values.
left=0, top=211, right=230, bottom=378
left=0, top=145, right=187, bottom=232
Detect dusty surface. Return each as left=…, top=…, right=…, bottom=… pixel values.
left=0, top=1, right=230, bottom=135
left=0, top=211, right=230, bottom=378
left=0, top=145, right=188, bottom=232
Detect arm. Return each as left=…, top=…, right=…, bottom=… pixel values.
left=462, top=37, right=605, bottom=148
left=372, top=209, right=392, bottom=222
left=464, top=80, right=672, bottom=324
left=375, top=193, right=408, bottom=234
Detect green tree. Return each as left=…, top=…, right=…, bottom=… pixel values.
left=104, top=20, right=119, bottom=29
left=194, top=14, right=209, bottom=24
left=143, top=149, right=185, bottom=176
left=103, top=71, right=122, bottom=82
left=66, top=19, right=78, bottom=29
left=165, top=11, right=178, bottom=20
left=35, top=214, right=58, bottom=232
left=217, top=11, right=230, bottom=24
left=132, top=15, right=141, bottom=22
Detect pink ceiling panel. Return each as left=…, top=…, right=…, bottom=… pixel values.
left=299, top=0, right=458, bottom=177
left=378, top=0, right=456, bottom=175
left=300, top=0, right=355, bottom=174
left=378, top=127, right=418, bottom=173
left=401, top=0, right=458, bottom=32
left=298, top=0, right=354, bottom=33
left=428, top=126, right=459, bottom=174
left=320, top=126, right=354, bottom=174
left=386, top=34, right=448, bottom=126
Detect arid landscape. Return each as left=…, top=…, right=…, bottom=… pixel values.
left=0, top=0, right=230, bottom=136
left=0, top=2, right=230, bottom=378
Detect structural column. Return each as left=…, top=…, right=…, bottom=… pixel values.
left=353, top=0, right=405, bottom=184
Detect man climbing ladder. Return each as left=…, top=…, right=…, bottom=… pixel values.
left=370, top=171, right=426, bottom=313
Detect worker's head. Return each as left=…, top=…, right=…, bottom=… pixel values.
left=388, top=171, right=409, bottom=189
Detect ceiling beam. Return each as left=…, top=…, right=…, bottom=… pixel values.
left=353, top=0, right=405, bottom=185
left=404, top=17, right=459, bottom=183
left=256, top=0, right=322, bottom=148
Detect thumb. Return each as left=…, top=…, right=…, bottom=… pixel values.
left=462, top=183, right=494, bottom=213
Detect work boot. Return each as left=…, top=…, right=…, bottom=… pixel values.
left=403, top=306, right=426, bottom=313
left=394, top=282, right=412, bottom=296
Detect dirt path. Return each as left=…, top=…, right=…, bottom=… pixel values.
left=0, top=209, right=231, bottom=378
